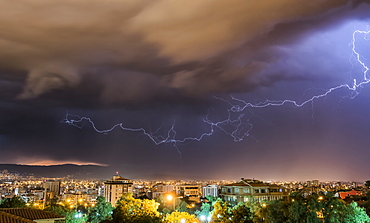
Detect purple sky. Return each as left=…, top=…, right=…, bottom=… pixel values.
left=0, top=0, right=370, bottom=181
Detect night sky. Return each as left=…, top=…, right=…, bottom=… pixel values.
left=1, top=0, right=370, bottom=181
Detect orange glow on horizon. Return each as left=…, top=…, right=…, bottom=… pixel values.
left=12, top=159, right=108, bottom=166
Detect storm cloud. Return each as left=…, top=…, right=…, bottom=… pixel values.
left=0, top=0, right=367, bottom=106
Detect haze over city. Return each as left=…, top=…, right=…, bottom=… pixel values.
left=0, top=0, right=370, bottom=182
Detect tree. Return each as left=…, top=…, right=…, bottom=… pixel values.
left=230, top=202, right=253, bottom=223
left=176, top=201, right=188, bottom=212
left=165, top=211, right=200, bottom=223
left=0, top=196, right=26, bottom=208
left=196, top=202, right=211, bottom=218
left=254, top=193, right=370, bottom=223
left=322, top=193, right=348, bottom=223
left=211, top=199, right=231, bottom=223
left=112, top=193, right=162, bottom=223
left=343, top=202, right=370, bottom=223
left=287, top=192, right=311, bottom=223
left=44, top=203, right=70, bottom=217
left=365, top=180, right=370, bottom=188
left=260, top=200, right=290, bottom=223
left=65, top=210, right=88, bottom=223
left=87, top=196, right=113, bottom=223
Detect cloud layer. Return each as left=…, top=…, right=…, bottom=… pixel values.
left=0, top=0, right=367, bottom=105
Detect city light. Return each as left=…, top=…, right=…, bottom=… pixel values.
left=166, top=194, right=173, bottom=202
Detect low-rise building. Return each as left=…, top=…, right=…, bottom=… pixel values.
left=0, top=207, right=65, bottom=223
left=176, top=184, right=201, bottom=202
left=220, top=178, right=288, bottom=204
left=202, top=185, right=218, bottom=198
left=151, top=183, right=174, bottom=199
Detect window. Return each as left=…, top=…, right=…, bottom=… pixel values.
left=227, top=188, right=232, bottom=193
left=254, top=189, right=259, bottom=193
left=243, top=188, right=250, bottom=193
left=235, top=188, right=239, bottom=194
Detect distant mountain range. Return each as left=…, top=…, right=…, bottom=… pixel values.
left=0, top=164, right=209, bottom=180
left=0, top=164, right=112, bottom=180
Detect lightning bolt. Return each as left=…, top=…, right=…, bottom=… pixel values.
left=61, top=29, right=369, bottom=146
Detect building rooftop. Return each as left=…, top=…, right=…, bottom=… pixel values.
left=0, top=211, right=35, bottom=223
left=0, top=208, right=64, bottom=221
left=224, top=179, right=284, bottom=188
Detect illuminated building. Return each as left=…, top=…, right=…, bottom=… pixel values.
left=220, top=178, right=288, bottom=203
left=104, top=175, right=133, bottom=207
left=151, top=183, right=174, bottom=199
left=43, top=180, right=60, bottom=195
left=175, top=184, right=201, bottom=202
left=202, top=185, right=218, bottom=197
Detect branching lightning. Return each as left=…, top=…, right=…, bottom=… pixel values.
left=61, top=29, right=370, bottom=146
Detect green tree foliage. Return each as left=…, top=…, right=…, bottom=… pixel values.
left=205, top=195, right=218, bottom=205
left=176, top=201, right=188, bottom=212
left=155, top=194, right=167, bottom=212
left=258, top=193, right=370, bottom=223
left=230, top=202, right=253, bottom=223
left=211, top=198, right=231, bottom=223
left=322, top=193, right=348, bottom=223
left=196, top=202, right=212, bottom=217
left=343, top=202, right=370, bottom=223
left=362, top=191, right=370, bottom=217
left=44, top=203, right=70, bottom=216
left=65, top=211, right=88, bottom=223
left=112, top=193, right=162, bottom=223
left=259, top=200, right=290, bottom=223
left=365, top=180, right=370, bottom=188
left=210, top=199, right=253, bottom=223
left=87, top=196, right=113, bottom=223
left=44, top=200, right=88, bottom=223
left=0, top=196, right=26, bottom=208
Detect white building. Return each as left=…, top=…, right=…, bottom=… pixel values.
left=202, top=185, right=218, bottom=197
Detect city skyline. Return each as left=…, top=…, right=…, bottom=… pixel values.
left=0, top=1, right=370, bottom=182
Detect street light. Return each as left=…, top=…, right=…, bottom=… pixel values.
left=200, top=215, right=206, bottom=221
left=166, top=194, right=175, bottom=210
left=199, top=215, right=211, bottom=223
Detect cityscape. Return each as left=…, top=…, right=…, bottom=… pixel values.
left=0, top=169, right=369, bottom=222
left=1, top=0, right=370, bottom=222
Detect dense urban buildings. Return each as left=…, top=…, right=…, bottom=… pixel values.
left=0, top=169, right=369, bottom=222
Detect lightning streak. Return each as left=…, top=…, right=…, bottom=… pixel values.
left=61, top=29, right=369, bottom=145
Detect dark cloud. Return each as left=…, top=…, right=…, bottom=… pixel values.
left=0, top=0, right=367, bottom=106
left=0, top=0, right=370, bottom=181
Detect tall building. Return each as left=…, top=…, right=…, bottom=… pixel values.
left=43, top=181, right=60, bottom=195
left=104, top=175, right=133, bottom=207
left=43, top=180, right=60, bottom=205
